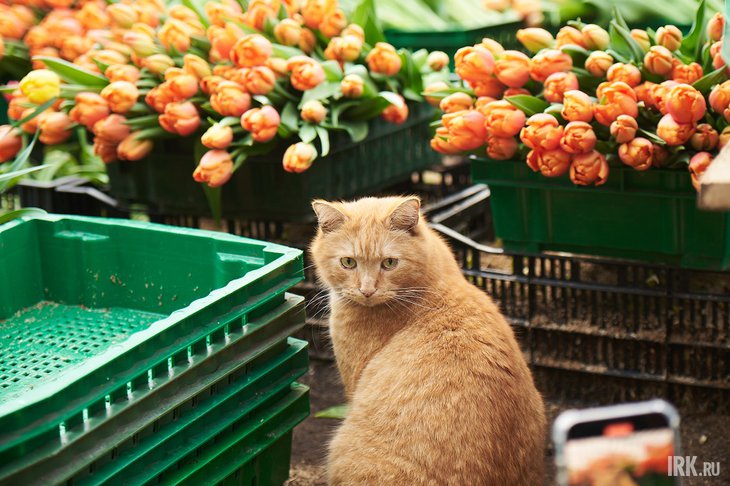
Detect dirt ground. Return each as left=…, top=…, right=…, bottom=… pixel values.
left=287, top=358, right=730, bottom=486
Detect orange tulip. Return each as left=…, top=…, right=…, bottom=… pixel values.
left=424, top=81, right=449, bottom=106
left=301, top=100, right=327, bottom=123
left=159, top=18, right=192, bottom=53
left=520, top=113, right=563, bottom=150
left=207, top=23, right=242, bottom=62
left=116, top=133, right=153, bottom=161
left=243, top=66, right=276, bottom=95
left=483, top=100, right=526, bottom=138
left=107, top=3, right=137, bottom=28
left=341, top=74, right=364, bottom=98
left=100, top=81, right=138, bottom=114
left=193, top=150, right=234, bottom=187
left=504, top=88, right=531, bottom=97
left=123, top=31, right=158, bottom=58
left=688, top=152, right=712, bottom=192
left=69, top=92, right=110, bottom=129
left=381, top=94, right=409, bottom=124
left=205, top=1, right=243, bottom=27
left=60, top=35, right=94, bottom=61
left=105, top=64, right=141, bottom=84
left=442, top=110, right=487, bottom=151
left=494, top=50, right=530, bottom=88
left=690, top=123, right=719, bottom=151
left=709, top=80, right=730, bottom=117
left=144, top=54, right=175, bottom=75
left=516, top=28, right=554, bottom=52
left=707, top=13, right=724, bottom=42
left=427, top=51, right=450, bottom=71
left=241, top=105, right=280, bottom=142
left=183, top=54, right=212, bottom=79
left=656, top=114, right=695, bottom=146
left=610, top=115, right=638, bottom=143
left=469, top=78, right=505, bottom=98
left=266, top=57, right=289, bottom=78
left=342, top=24, right=365, bottom=42
left=481, top=40, right=506, bottom=58
left=634, top=81, right=656, bottom=107
left=282, top=142, right=317, bottom=173
left=665, top=84, right=706, bottom=124
left=581, top=24, right=609, bottom=50
left=486, top=134, right=518, bottom=160
left=231, top=34, right=272, bottom=68
left=93, top=138, right=118, bottom=164
left=320, top=8, right=347, bottom=38
left=607, top=63, right=642, bottom=87
left=529, top=49, right=572, bottom=83
left=159, top=101, right=201, bottom=136
left=210, top=81, right=251, bottom=117
left=630, top=29, right=651, bottom=52
left=275, top=18, right=301, bottom=46
left=593, top=82, right=638, bottom=126
left=287, top=56, right=326, bottom=91
left=19, top=108, right=42, bottom=134
left=324, top=35, right=363, bottom=63
left=201, top=124, right=233, bottom=149
left=672, top=62, right=703, bottom=84
left=92, top=114, right=131, bottom=143
left=144, top=84, right=176, bottom=113
left=454, top=45, right=494, bottom=83
left=618, top=137, right=653, bottom=170
left=0, top=125, right=22, bottom=163
left=644, top=46, right=674, bottom=77
left=440, top=92, right=474, bottom=114
left=299, top=28, right=317, bottom=54
left=366, top=42, right=402, bottom=76
left=560, top=121, right=596, bottom=154
left=570, top=151, right=609, bottom=186
left=585, top=51, right=613, bottom=77
left=720, top=126, right=730, bottom=149
left=242, top=3, right=276, bottom=31
left=543, top=72, right=579, bottom=103
left=6, top=92, right=27, bottom=122
left=650, top=81, right=678, bottom=114
left=431, top=126, right=461, bottom=155
left=301, top=0, right=334, bottom=29
left=200, top=75, right=226, bottom=96
left=526, top=148, right=571, bottom=177
left=561, top=90, right=593, bottom=123
left=555, top=26, right=587, bottom=49
left=656, top=25, right=682, bottom=51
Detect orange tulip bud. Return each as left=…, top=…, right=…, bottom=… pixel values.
left=581, top=24, right=609, bottom=50
left=469, top=78, right=505, bottom=98
left=145, top=54, right=175, bottom=75
left=283, top=141, right=317, bottom=173
left=60, top=35, right=94, bottom=61
left=719, top=126, right=730, bottom=148
left=665, top=84, right=706, bottom=124
left=618, top=137, right=653, bottom=171
left=516, top=28, right=554, bottom=53
left=107, top=3, right=137, bottom=28
left=672, top=62, right=703, bottom=84
left=529, top=49, right=572, bottom=83
left=543, top=72, right=579, bottom=103
left=93, top=138, right=118, bottom=164
left=483, top=100, right=526, bottom=138
left=324, top=35, right=363, bottom=63
left=159, top=18, right=192, bottom=53
left=427, top=51, right=450, bottom=71
left=656, top=25, right=682, bottom=52
left=320, top=8, right=347, bottom=38
left=688, top=152, right=712, bottom=192
left=341, top=74, right=364, bottom=98
left=366, top=42, right=402, bottom=76
left=442, top=110, right=487, bottom=150
left=210, top=81, right=251, bottom=117
left=200, top=75, right=226, bottom=96
left=709, top=80, right=730, bottom=117
left=439, top=92, right=474, bottom=114
left=431, top=126, right=461, bottom=155
left=707, top=13, right=724, bottom=42
left=634, top=81, right=656, bottom=107
left=480, top=38, right=505, bottom=58
left=504, top=88, right=531, bottom=97
left=630, top=29, right=651, bottom=52
left=100, top=81, right=138, bottom=114
left=607, top=63, right=642, bottom=87
left=243, top=66, right=276, bottom=95
left=231, top=34, right=272, bottom=68
left=287, top=55, right=326, bottom=91
left=381, top=94, right=409, bottom=124
left=454, top=45, right=495, bottom=83
left=301, top=0, right=333, bottom=29
left=69, top=92, right=110, bottom=129
left=643, top=46, right=674, bottom=77
left=123, top=31, right=158, bottom=58
left=116, top=133, right=153, bottom=161
left=593, top=81, right=638, bottom=126
left=0, top=125, right=22, bottom=163
left=201, top=124, right=233, bottom=149
left=555, top=26, right=587, bottom=49
left=520, top=113, right=563, bottom=150
left=560, top=121, right=596, bottom=154
left=650, top=81, right=678, bottom=114
left=299, top=28, right=317, bottom=54
left=159, top=101, right=201, bottom=136
left=205, top=1, right=243, bottom=27
left=570, top=151, right=609, bottom=186
left=424, top=81, right=449, bottom=106
left=585, top=51, right=613, bottom=77
left=486, top=134, right=518, bottom=160
left=105, top=64, right=141, bottom=84
left=183, top=54, right=212, bottom=79
left=562, top=90, right=593, bottom=123
left=342, top=24, right=365, bottom=42
left=690, top=123, right=719, bottom=151
left=610, top=115, right=638, bottom=143
left=526, top=148, right=571, bottom=177
left=6, top=93, right=26, bottom=122
left=207, top=23, right=242, bottom=62
left=193, top=150, right=234, bottom=187
left=301, top=100, right=327, bottom=123
left=92, top=114, right=131, bottom=144
left=242, top=3, right=276, bottom=31
left=275, top=19, right=302, bottom=46
left=241, top=105, right=280, bottom=143
left=494, top=50, right=530, bottom=88
left=656, top=114, right=695, bottom=146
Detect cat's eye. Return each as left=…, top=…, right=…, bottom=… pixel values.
left=381, top=258, right=399, bottom=270
left=340, top=257, right=357, bottom=269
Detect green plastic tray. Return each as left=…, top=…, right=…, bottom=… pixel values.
left=472, top=158, right=730, bottom=270
left=0, top=215, right=304, bottom=467
left=105, top=103, right=440, bottom=221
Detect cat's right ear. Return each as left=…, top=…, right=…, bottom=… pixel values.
left=312, top=200, right=346, bottom=233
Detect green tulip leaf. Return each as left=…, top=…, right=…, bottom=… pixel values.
left=692, top=66, right=728, bottom=94
left=33, top=57, right=108, bottom=87
left=315, top=125, right=330, bottom=157
left=0, top=208, right=47, bottom=225
left=505, top=95, right=550, bottom=117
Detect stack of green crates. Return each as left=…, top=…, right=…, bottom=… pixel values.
left=0, top=215, right=310, bottom=485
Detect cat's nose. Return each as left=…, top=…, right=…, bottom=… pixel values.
left=359, top=288, right=376, bottom=298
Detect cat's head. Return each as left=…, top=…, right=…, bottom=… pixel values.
left=310, top=196, right=426, bottom=307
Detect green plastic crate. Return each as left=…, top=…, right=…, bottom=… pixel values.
left=472, top=158, right=730, bottom=270
left=105, top=103, right=440, bottom=222
left=386, top=13, right=523, bottom=68
left=0, top=215, right=304, bottom=469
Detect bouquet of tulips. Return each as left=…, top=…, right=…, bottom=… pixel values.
left=428, top=0, right=727, bottom=191
left=0, top=0, right=445, bottom=192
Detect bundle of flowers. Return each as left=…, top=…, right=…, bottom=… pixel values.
left=0, top=0, right=445, bottom=191
left=428, top=1, right=727, bottom=191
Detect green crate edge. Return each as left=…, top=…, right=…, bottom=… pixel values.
left=472, top=157, right=730, bottom=270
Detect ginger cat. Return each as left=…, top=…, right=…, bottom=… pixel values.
left=310, top=196, right=546, bottom=486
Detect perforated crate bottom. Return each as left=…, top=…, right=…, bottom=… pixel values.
left=0, top=301, right=162, bottom=403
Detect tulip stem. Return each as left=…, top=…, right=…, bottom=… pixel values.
left=125, top=115, right=160, bottom=129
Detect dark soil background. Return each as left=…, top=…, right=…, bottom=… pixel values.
left=286, top=358, right=730, bottom=486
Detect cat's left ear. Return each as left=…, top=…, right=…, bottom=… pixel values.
left=389, top=197, right=421, bottom=233
left=312, top=200, right=346, bottom=233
